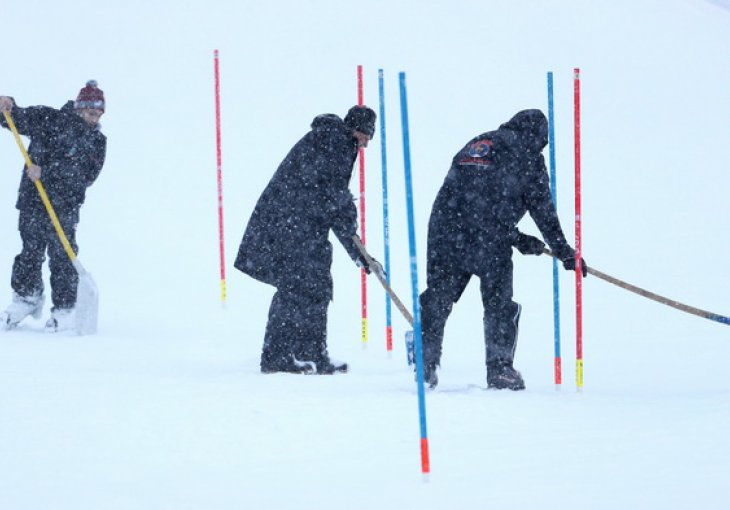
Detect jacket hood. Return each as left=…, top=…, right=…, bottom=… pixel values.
left=498, top=109, right=548, bottom=151
left=311, top=113, right=346, bottom=133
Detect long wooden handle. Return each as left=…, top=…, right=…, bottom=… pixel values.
left=545, top=248, right=729, bottom=325
left=353, top=235, right=414, bottom=326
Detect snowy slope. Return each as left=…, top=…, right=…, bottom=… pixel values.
left=1, top=1, right=729, bottom=509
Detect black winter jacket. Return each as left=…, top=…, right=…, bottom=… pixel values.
left=234, top=114, right=361, bottom=294
left=1, top=101, right=107, bottom=213
left=427, top=109, right=573, bottom=272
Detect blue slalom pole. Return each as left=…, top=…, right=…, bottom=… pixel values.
left=378, top=69, right=394, bottom=355
left=547, top=71, right=562, bottom=387
left=398, top=71, right=430, bottom=476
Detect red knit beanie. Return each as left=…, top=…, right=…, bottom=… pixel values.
left=75, top=80, right=105, bottom=112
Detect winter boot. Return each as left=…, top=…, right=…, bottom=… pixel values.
left=313, top=357, right=348, bottom=375
left=0, top=292, right=45, bottom=330
left=487, top=361, right=525, bottom=391
left=424, top=361, right=439, bottom=389
left=44, top=308, right=75, bottom=333
left=261, top=354, right=316, bottom=374
left=415, top=361, right=439, bottom=389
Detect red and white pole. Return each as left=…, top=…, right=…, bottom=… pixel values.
left=357, top=65, right=368, bottom=347
left=214, top=50, right=227, bottom=306
left=573, top=67, right=583, bottom=390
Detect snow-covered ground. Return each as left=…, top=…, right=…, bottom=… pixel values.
left=1, top=1, right=728, bottom=509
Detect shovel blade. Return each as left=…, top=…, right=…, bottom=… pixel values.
left=75, top=272, right=99, bottom=335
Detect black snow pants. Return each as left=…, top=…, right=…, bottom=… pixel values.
left=259, top=245, right=334, bottom=370
left=419, top=254, right=522, bottom=370
left=260, top=289, right=331, bottom=369
left=11, top=207, right=79, bottom=310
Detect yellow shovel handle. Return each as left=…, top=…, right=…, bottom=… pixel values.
left=3, top=110, right=77, bottom=263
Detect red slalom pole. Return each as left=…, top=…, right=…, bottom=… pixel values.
left=573, top=67, right=584, bottom=390
left=214, top=49, right=227, bottom=306
left=357, top=65, right=368, bottom=347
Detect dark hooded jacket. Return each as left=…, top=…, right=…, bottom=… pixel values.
left=234, top=114, right=362, bottom=299
left=427, top=109, right=573, bottom=273
left=0, top=101, right=107, bottom=212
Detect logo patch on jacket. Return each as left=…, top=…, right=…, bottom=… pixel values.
left=459, top=139, right=494, bottom=168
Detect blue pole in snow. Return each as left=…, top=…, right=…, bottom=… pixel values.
left=547, top=71, right=562, bottom=387
left=378, top=69, right=394, bottom=354
left=398, top=72, right=430, bottom=475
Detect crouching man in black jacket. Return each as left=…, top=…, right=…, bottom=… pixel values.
left=0, top=81, right=107, bottom=332
left=235, top=106, right=377, bottom=375
left=420, top=109, right=587, bottom=390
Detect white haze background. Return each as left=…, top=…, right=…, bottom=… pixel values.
left=1, top=1, right=729, bottom=509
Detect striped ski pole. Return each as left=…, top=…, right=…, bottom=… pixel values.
left=214, top=49, right=227, bottom=306
left=378, top=69, right=394, bottom=354
left=399, top=71, right=430, bottom=478
left=357, top=64, right=369, bottom=347
left=547, top=71, right=562, bottom=388
left=573, top=67, right=584, bottom=391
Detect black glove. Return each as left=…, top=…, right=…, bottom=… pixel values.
left=356, top=254, right=384, bottom=276
left=356, top=254, right=371, bottom=274
left=563, top=256, right=588, bottom=277
left=513, top=232, right=545, bottom=256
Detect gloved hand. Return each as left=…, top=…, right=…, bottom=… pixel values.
left=563, top=256, right=589, bottom=277
left=513, top=232, right=545, bottom=255
left=356, top=254, right=384, bottom=276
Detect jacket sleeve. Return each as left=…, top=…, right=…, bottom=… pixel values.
left=331, top=191, right=361, bottom=261
left=0, top=104, right=58, bottom=137
left=525, top=156, right=574, bottom=260
left=82, top=133, right=107, bottom=187
left=310, top=130, right=362, bottom=261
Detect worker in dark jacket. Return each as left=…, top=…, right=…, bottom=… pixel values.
left=235, top=105, right=378, bottom=374
left=420, top=109, right=587, bottom=390
left=0, top=81, right=107, bottom=332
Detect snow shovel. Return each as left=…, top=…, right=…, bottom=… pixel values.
left=3, top=111, right=99, bottom=335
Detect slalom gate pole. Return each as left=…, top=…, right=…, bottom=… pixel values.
left=378, top=69, right=394, bottom=354
left=398, top=71, right=430, bottom=478
left=547, top=71, right=562, bottom=388
left=573, top=68, right=584, bottom=391
left=357, top=64, right=369, bottom=347
left=214, top=49, right=227, bottom=306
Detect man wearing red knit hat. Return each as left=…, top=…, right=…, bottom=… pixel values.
left=0, top=80, right=107, bottom=332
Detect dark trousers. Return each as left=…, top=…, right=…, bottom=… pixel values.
left=11, top=207, right=79, bottom=310
left=261, top=288, right=330, bottom=369
left=419, top=255, right=522, bottom=369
